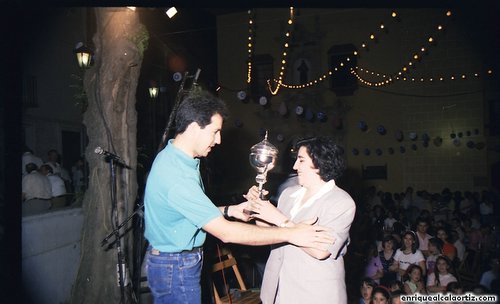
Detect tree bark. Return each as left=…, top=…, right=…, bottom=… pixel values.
left=71, top=8, right=145, bottom=303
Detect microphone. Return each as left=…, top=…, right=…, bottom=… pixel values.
left=94, top=147, right=131, bottom=169
left=95, top=146, right=122, bottom=161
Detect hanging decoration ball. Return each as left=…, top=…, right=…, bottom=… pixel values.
left=364, top=148, right=371, bottom=156
left=234, top=118, right=243, bottom=128
left=259, top=96, right=268, bottom=106
left=450, top=132, right=456, bottom=139
left=433, top=136, right=443, bottom=147
left=466, top=130, right=471, bottom=137
left=395, top=130, right=404, bottom=142
left=400, top=146, right=406, bottom=153
left=375, top=148, right=383, bottom=156
left=474, top=128, right=480, bottom=135
left=305, top=109, right=314, bottom=121
left=475, top=142, right=485, bottom=150
left=276, top=133, right=285, bottom=142
left=295, top=105, right=304, bottom=115
left=409, top=132, right=418, bottom=141
left=453, top=138, right=461, bottom=146
left=422, top=133, right=430, bottom=142
left=411, top=144, right=418, bottom=151
left=458, top=132, right=463, bottom=138
left=352, top=148, right=359, bottom=156
left=172, top=72, right=183, bottom=82
left=316, top=111, right=327, bottom=122
left=358, top=120, right=368, bottom=131
left=279, top=101, right=288, bottom=116
left=237, top=91, right=247, bottom=101
left=466, top=141, right=475, bottom=149
left=376, top=125, right=386, bottom=135
left=388, top=147, right=395, bottom=155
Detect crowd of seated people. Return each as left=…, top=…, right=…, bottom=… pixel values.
left=21, top=146, right=87, bottom=216
left=350, top=186, right=499, bottom=303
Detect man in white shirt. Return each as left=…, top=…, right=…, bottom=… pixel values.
left=415, top=217, right=433, bottom=257
left=40, top=164, right=67, bottom=208
left=22, top=146, right=43, bottom=176
left=22, top=163, right=52, bottom=216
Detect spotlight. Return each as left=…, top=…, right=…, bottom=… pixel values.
left=166, top=7, right=177, bottom=18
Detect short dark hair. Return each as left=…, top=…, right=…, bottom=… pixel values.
left=428, top=237, right=443, bottom=253
left=372, top=286, right=391, bottom=302
left=25, top=163, right=38, bottom=174
left=40, top=164, right=53, bottom=174
left=295, top=136, right=345, bottom=181
left=360, top=277, right=377, bottom=288
left=174, top=90, right=229, bottom=135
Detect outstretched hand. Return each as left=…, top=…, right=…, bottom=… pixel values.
left=248, top=198, right=287, bottom=226
left=287, top=218, right=335, bottom=251
left=243, top=185, right=269, bottom=201
left=228, top=201, right=252, bottom=222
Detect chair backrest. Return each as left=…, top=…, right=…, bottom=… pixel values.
left=212, top=246, right=261, bottom=304
left=212, top=247, right=247, bottom=302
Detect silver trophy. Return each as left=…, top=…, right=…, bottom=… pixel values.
left=249, top=131, right=279, bottom=199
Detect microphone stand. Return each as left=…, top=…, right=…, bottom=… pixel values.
left=108, top=156, right=127, bottom=303
left=96, top=151, right=132, bottom=303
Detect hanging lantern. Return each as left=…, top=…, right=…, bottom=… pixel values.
left=74, top=42, right=93, bottom=69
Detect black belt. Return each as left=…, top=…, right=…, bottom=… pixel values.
left=150, top=246, right=203, bottom=255
left=27, top=197, right=51, bottom=201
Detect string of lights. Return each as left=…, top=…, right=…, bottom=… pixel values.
left=266, top=9, right=493, bottom=92
left=246, top=10, right=255, bottom=84
left=352, top=67, right=494, bottom=87
left=266, top=7, right=295, bottom=95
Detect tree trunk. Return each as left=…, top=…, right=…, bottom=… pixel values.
left=71, top=8, right=146, bottom=303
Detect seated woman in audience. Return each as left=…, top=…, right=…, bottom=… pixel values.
left=370, top=285, right=391, bottom=304
left=426, top=255, right=457, bottom=294
left=425, top=237, right=444, bottom=276
left=436, top=227, right=457, bottom=262
left=360, top=277, right=378, bottom=304
left=390, top=231, right=426, bottom=281
left=403, top=264, right=427, bottom=295
left=378, top=235, right=397, bottom=287
left=364, top=242, right=384, bottom=284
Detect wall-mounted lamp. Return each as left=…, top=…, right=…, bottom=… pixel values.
left=74, top=42, right=93, bottom=69
left=166, top=7, right=177, bottom=18
left=149, top=87, right=159, bottom=98
left=149, top=80, right=159, bottom=98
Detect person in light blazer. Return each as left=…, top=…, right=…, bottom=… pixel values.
left=248, top=136, right=356, bottom=304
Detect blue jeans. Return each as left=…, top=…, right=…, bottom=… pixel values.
left=146, top=248, right=203, bottom=304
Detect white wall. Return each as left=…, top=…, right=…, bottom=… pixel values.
left=22, top=207, right=83, bottom=304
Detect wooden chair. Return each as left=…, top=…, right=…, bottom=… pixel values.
left=212, top=246, right=261, bottom=304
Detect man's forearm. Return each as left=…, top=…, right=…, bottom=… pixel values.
left=205, top=216, right=289, bottom=246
